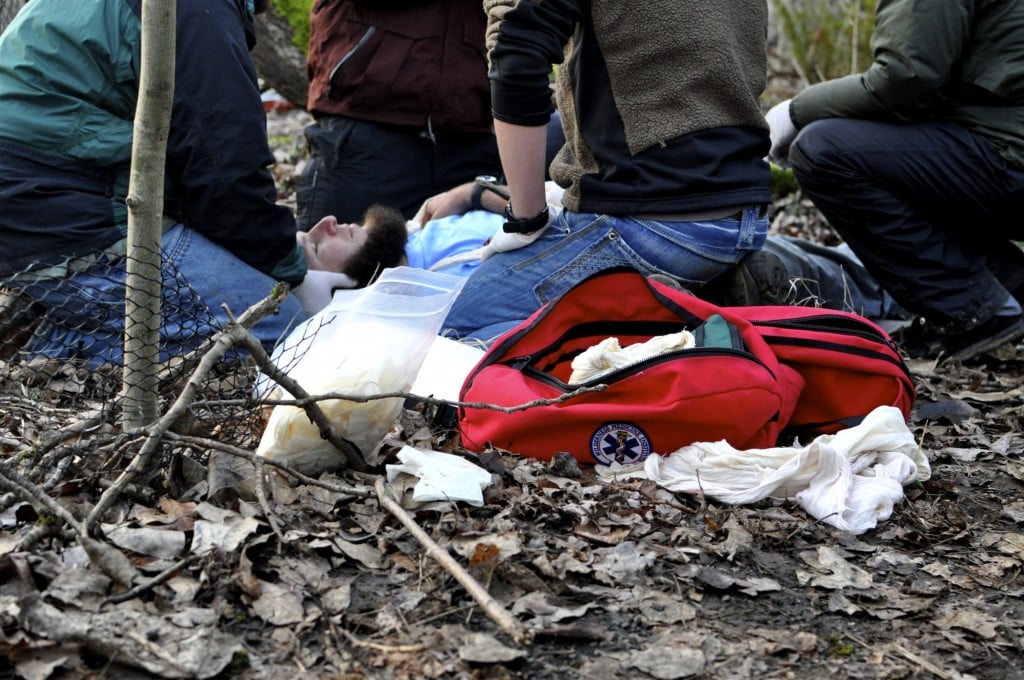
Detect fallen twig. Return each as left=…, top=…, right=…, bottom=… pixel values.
left=0, top=459, right=85, bottom=534
left=253, top=456, right=285, bottom=544
left=164, top=432, right=375, bottom=498
left=888, top=645, right=959, bottom=680
left=85, top=293, right=365, bottom=530
left=373, top=478, right=533, bottom=646
left=255, top=383, right=608, bottom=415
left=237, top=326, right=366, bottom=472
left=14, top=523, right=75, bottom=553
left=105, top=554, right=200, bottom=605
left=330, top=619, right=427, bottom=653
left=85, top=320, right=243, bottom=530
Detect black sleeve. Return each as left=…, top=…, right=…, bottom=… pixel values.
left=164, top=0, right=300, bottom=280
left=489, top=0, right=578, bottom=126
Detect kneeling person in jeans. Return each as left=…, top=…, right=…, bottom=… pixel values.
left=765, top=0, right=1024, bottom=362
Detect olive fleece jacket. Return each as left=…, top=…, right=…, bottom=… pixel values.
left=484, top=0, right=772, bottom=216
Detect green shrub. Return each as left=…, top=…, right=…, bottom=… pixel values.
left=772, top=0, right=876, bottom=84
left=271, top=0, right=314, bottom=53
left=770, top=163, right=799, bottom=200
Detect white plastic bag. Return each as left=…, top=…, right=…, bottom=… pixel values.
left=256, top=267, right=467, bottom=472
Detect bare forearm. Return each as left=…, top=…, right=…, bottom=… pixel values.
left=495, top=119, right=548, bottom=218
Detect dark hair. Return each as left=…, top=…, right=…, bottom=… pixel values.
left=254, top=0, right=270, bottom=14
left=342, top=205, right=409, bottom=287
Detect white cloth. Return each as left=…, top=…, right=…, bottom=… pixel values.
left=291, top=270, right=359, bottom=316
left=385, top=445, right=493, bottom=506
left=765, top=99, right=798, bottom=167
left=568, top=331, right=695, bottom=384
left=599, top=405, right=929, bottom=534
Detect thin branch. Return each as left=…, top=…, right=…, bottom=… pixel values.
left=164, top=431, right=374, bottom=498
left=330, top=620, right=427, bottom=653
left=374, top=478, right=532, bottom=646
left=256, top=382, right=608, bottom=414
left=253, top=456, right=285, bottom=543
left=14, top=523, right=76, bottom=553
left=0, top=459, right=85, bottom=534
left=233, top=312, right=366, bottom=472
left=105, top=554, right=200, bottom=604
left=86, top=295, right=285, bottom=530
left=152, top=285, right=291, bottom=387
left=87, top=292, right=359, bottom=530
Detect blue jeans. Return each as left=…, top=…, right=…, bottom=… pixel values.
left=790, top=118, right=1024, bottom=326
left=443, top=206, right=768, bottom=343
left=17, top=224, right=306, bottom=368
left=763, top=236, right=907, bottom=321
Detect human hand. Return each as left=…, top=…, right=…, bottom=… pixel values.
left=481, top=222, right=550, bottom=260
left=765, top=99, right=798, bottom=167
left=291, top=269, right=359, bottom=317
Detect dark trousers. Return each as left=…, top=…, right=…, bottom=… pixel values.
left=789, top=118, right=1024, bottom=326
left=296, top=116, right=501, bottom=228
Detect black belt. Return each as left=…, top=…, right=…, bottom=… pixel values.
left=636, top=204, right=769, bottom=222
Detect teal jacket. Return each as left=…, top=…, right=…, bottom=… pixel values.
left=0, top=0, right=306, bottom=282
left=790, top=0, right=1024, bottom=169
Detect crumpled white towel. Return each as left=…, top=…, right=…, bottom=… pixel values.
left=598, top=405, right=929, bottom=534
left=569, top=331, right=695, bottom=384
left=385, top=446, right=493, bottom=506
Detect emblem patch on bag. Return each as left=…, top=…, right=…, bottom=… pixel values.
left=590, top=423, right=651, bottom=465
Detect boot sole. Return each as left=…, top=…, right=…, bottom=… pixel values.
left=947, top=317, right=1024, bottom=362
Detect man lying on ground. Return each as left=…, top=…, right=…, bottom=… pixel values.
left=312, top=179, right=912, bottom=339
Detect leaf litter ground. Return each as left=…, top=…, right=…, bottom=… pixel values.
left=0, top=109, right=1021, bottom=680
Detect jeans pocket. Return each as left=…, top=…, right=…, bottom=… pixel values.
left=533, top=233, right=624, bottom=305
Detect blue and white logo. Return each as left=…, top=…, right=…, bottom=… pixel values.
left=590, top=423, right=651, bottom=465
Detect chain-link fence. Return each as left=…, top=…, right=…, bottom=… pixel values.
left=0, top=242, right=324, bottom=490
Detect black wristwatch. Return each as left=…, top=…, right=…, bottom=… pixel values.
left=503, top=202, right=550, bottom=234
left=470, top=175, right=500, bottom=211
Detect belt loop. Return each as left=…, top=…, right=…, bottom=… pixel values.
left=420, top=115, right=436, bottom=144
left=736, top=205, right=762, bottom=248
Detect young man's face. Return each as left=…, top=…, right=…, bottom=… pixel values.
left=297, top=215, right=368, bottom=273
left=296, top=205, right=409, bottom=286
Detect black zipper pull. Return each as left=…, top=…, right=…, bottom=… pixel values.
left=508, top=355, right=532, bottom=370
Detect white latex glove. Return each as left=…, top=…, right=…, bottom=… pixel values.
left=291, top=269, right=358, bottom=316
left=765, top=99, right=798, bottom=167
left=480, top=218, right=551, bottom=260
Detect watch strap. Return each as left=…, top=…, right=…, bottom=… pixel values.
left=470, top=181, right=487, bottom=211
left=470, top=177, right=510, bottom=212
left=503, top=202, right=550, bottom=234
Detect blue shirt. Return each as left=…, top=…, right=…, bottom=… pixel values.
left=404, top=211, right=503, bottom=277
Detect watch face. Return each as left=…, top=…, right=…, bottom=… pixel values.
left=475, top=175, right=498, bottom=184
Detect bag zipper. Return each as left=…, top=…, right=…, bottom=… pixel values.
left=751, top=313, right=910, bottom=376
left=514, top=346, right=776, bottom=392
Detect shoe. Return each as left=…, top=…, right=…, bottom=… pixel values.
left=648, top=273, right=688, bottom=292
left=894, top=313, right=1024, bottom=362
left=699, top=249, right=791, bottom=307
